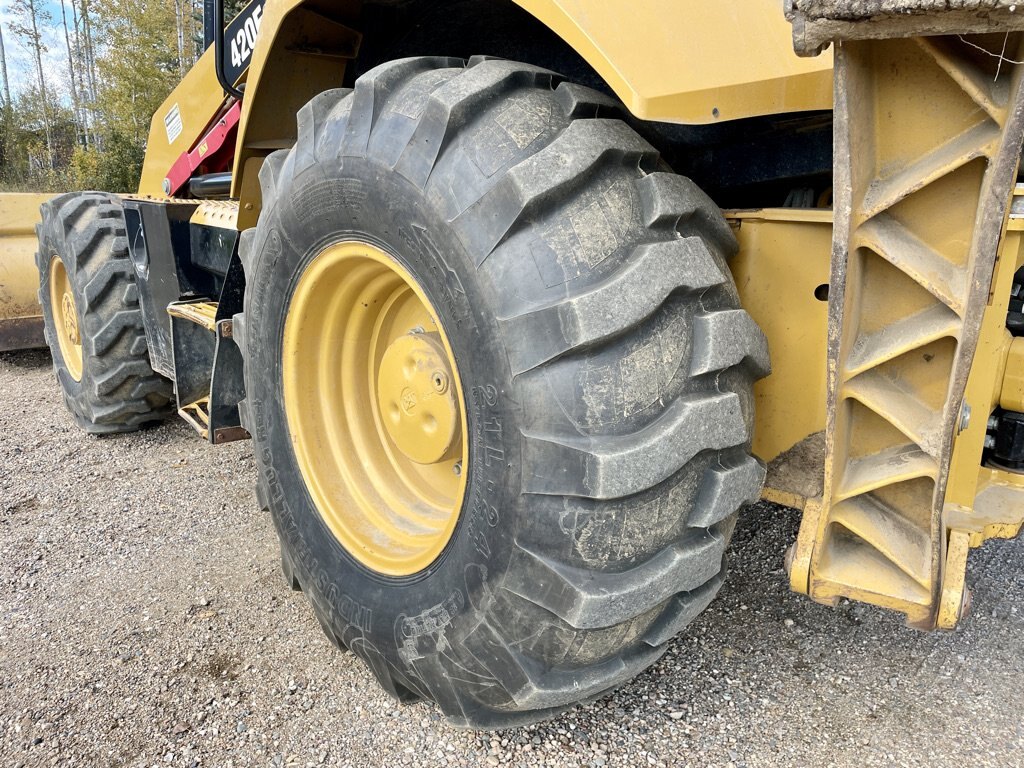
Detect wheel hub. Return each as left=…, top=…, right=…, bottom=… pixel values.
left=281, top=241, right=468, bottom=577
left=377, top=332, right=459, bottom=465
left=48, top=256, right=83, bottom=381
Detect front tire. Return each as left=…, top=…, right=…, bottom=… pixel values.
left=37, top=192, right=172, bottom=433
left=237, top=57, right=769, bottom=728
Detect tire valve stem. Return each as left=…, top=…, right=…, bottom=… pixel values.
left=453, top=461, right=462, bottom=476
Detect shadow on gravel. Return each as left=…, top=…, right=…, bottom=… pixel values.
left=0, top=348, right=51, bottom=371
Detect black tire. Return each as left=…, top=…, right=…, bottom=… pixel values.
left=37, top=192, right=173, bottom=433
left=237, top=57, right=769, bottom=728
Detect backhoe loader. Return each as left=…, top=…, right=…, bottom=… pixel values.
left=3, top=0, right=1024, bottom=728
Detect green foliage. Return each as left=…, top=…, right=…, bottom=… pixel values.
left=94, top=0, right=183, bottom=145
left=0, top=89, right=79, bottom=189
left=0, top=0, right=210, bottom=192
left=66, top=132, right=143, bottom=191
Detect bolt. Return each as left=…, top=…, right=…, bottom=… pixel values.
left=453, top=461, right=462, bottom=477
left=431, top=370, right=449, bottom=394
left=958, top=403, right=971, bottom=433
left=984, top=434, right=996, bottom=449
left=162, top=178, right=171, bottom=195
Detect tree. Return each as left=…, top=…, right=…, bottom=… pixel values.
left=1, top=0, right=225, bottom=191
left=60, top=0, right=85, bottom=148
left=0, top=22, right=11, bottom=108
left=94, top=0, right=182, bottom=144
left=8, top=0, right=55, bottom=168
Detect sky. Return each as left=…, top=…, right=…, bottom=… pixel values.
left=1, top=0, right=82, bottom=102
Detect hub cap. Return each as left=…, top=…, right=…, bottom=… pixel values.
left=49, top=257, right=83, bottom=381
left=282, top=241, right=468, bottom=577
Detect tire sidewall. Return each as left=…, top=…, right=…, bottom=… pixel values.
left=244, top=154, right=522, bottom=670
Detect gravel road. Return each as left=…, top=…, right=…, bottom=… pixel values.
left=2, top=348, right=1023, bottom=768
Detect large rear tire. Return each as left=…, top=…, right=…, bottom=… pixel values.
left=37, top=192, right=173, bottom=433
left=237, top=57, right=769, bottom=728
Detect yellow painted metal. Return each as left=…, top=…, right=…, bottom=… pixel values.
left=512, top=0, right=833, bottom=124
left=138, top=47, right=228, bottom=196
left=376, top=333, right=461, bottom=466
left=936, top=529, right=970, bottom=628
left=999, top=337, right=1024, bottom=413
left=282, top=241, right=468, bottom=577
left=0, top=193, right=51, bottom=351
left=728, top=209, right=832, bottom=463
left=179, top=396, right=212, bottom=440
left=48, top=256, right=83, bottom=381
left=232, top=0, right=831, bottom=226
left=948, top=466, right=1024, bottom=546
left=943, top=206, right=1024, bottom=545
left=231, top=0, right=360, bottom=227
left=167, top=300, right=219, bottom=331
left=789, top=33, right=1024, bottom=629
left=727, top=208, right=832, bottom=512
left=190, top=200, right=239, bottom=231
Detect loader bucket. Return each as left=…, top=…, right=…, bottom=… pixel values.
left=0, top=193, right=52, bottom=352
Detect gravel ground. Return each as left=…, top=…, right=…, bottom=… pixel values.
left=2, top=347, right=1023, bottom=768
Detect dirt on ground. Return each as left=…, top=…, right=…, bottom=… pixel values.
left=2, top=348, right=1023, bottom=768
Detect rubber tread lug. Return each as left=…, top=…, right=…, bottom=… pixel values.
left=690, top=309, right=770, bottom=378
left=452, top=119, right=658, bottom=264
left=690, top=456, right=766, bottom=529
left=501, top=237, right=727, bottom=374
left=637, top=173, right=737, bottom=257
left=642, top=569, right=726, bottom=647
left=522, top=392, right=747, bottom=499
left=503, top=528, right=728, bottom=630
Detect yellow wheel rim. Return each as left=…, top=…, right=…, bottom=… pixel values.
left=282, top=241, right=469, bottom=577
left=49, top=256, right=83, bottom=381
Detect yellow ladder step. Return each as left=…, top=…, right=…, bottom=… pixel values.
left=843, top=370, right=943, bottom=457
left=830, top=495, right=933, bottom=588
left=857, top=214, right=967, bottom=316
left=168, top=301, right=219, bottom=331
left=178, top=397, right=211, bottom=439
left=836, top=444, right=937, bottom=502
left=846, top=303, right=961, bottom=378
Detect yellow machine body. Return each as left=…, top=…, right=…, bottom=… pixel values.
left=0, top=194, right=52, bottom=352
left=506, top=1, right=834, bottom=124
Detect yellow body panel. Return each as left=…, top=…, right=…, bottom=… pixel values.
left=944, top=215, right=1024, bottom=543
left=0, top=193, right=52, bottom=351
left=138, top=47, right=228, bottom=196
left=513, top=0, right=834, bottom=123
left=729, top=209, right=832, bottom=463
